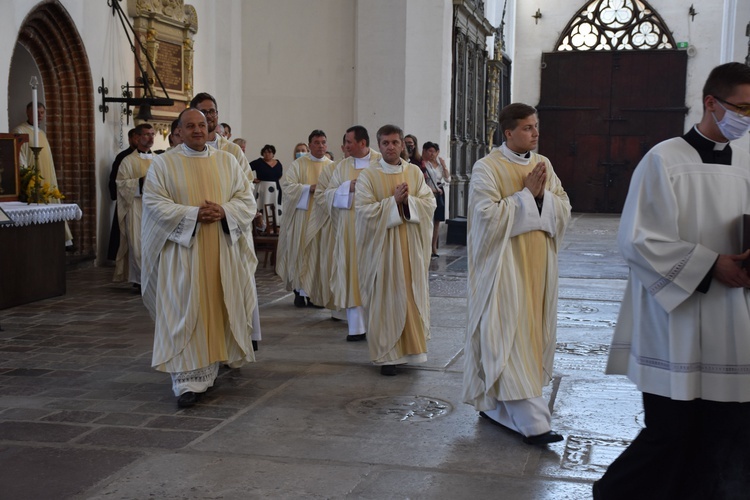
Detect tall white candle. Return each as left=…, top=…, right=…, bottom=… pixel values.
left=30, top=76, right=39, bottom=148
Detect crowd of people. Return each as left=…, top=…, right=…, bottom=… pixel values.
left=102, top=62, right=750, bottom=496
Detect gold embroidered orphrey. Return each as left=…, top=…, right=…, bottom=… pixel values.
left=126, top=0, right=199, bottom=138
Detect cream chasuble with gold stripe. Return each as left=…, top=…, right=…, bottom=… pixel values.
left=302, top=161, right=337, bottom=308
left=329, top=149, right=382, bottom=310
left=277, top=155, right=331, bottom=291
left=114, top=151, right=151, bottom=283
left=355, top=159, right=435, bottom=364
left=462, top=148, right=571, bottom=411
left=141, top=145, right=258, bottom=374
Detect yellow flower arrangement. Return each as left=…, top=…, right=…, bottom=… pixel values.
left=19, top=166, right=65, bottom=204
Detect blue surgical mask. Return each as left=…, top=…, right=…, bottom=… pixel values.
left=295, top=151, right=305, bottom=159
left=713, top=101, right=750, bottom=141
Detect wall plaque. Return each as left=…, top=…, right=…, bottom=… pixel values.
left=127, top=0, right=198, bottom=137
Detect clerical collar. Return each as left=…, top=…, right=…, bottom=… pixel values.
left=379, top=158, right=403, bottom=174
left=500, top=143, right=531, bottom=165
left=181, top=143, right=209, bottom=157
left=692, top=125, right=729, bottom=150
left=310, top=155, right=326, bottom=162
left=354, top=152, right=370, bottom=169
left=683, top=126, right=732, bottom=165
left=137, top=150, right=153, bottom=159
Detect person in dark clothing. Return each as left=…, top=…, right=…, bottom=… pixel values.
left=107, top=128, right=137, bottom=261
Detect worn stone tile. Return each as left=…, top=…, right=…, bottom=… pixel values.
left=146, top=415, right=223, bottom=432
left=0, top=385, right=48, bottom=397
left=0, top=445, right=141, bottom=500
left=41, top=410, right=105, bottom=423
left=0, top=421, right=90, bottom=442
left=78, top=426, right=201, bottom=449
left=0, top=407, right=56, bottom=421
left=3, top=368, right=52, bottom=377
left=43, top=399, right=97, bottom=411
left=132, top=402, right=183, bottom=415
left=177, top=405, right=240, bottom=419
left=93, top=412, right=153, bottom=427
left=86, top=400, right=144, bottom=413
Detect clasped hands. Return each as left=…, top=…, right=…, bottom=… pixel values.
left=197, top=200, right=225, bottom=224
left=523, top=161, right=547, bottom=199
left=393, top=182, right=409, bottom=204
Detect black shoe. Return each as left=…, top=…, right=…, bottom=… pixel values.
left=346, top=333, right=367, bottom=342
left=431, top=253, right=439, bottom=259
left=380, top=365, right=397, bottom=376
left=522, top=430, right=564, bottom=445
left=252, top=340, right=258, bottom=351
left=306, top=298, right=324, bottom=309
left=177, top=391, right=199, bottom=408
left=293, top=291, right=306, bottom=307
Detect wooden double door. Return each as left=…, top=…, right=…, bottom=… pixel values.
left=538, top=50, right=687, bottom=213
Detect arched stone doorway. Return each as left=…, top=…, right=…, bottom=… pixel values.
left=9, top=1, right=96, bottom=257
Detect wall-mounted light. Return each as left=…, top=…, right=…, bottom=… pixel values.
left=532, top=8, right=542, bottom=25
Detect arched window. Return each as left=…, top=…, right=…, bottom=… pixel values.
left=556, top=0, right=675, bottom=51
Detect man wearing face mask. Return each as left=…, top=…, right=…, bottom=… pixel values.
left=594, top=62, right=750, bottom=499
left=277, top=130, right=333, bottom=307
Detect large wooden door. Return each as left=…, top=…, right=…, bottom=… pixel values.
left=538, top=50, right=687, bottom=213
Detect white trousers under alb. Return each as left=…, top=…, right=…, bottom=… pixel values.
left=483, top=396, right=552, bottom=437
left=346, top=306, right=366, bottom=335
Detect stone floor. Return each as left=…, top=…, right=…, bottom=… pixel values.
left=0, top=213, right=642, bottom=499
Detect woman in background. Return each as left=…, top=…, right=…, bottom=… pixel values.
left=421, top=141, right=451, bottom=258
left=250, top=144, right=283, bottom=229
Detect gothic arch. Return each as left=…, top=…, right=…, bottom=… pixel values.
left=555, top=0, right=675, bottom=52
left=13, top=1, right=96, bottom=257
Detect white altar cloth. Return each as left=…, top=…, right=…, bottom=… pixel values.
left=0, top=201, right=82, bottom=228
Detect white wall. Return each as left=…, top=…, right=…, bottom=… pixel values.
left=240, top=0, right=355, bottom=165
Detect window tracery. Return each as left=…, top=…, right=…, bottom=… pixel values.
left=556, top=0, right=675, bottom=51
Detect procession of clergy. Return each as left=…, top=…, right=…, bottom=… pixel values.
left=109, top=90, right=571, bottom=446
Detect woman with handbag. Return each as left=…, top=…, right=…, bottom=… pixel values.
left=422, top=142, right=451, bottom=258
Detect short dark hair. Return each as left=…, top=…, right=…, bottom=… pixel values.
left=127, top=128, right=138, bottom=139
left=346, top=125, right=370, bottom=147
left=221, top=122, right=231, bottom=133
left=702, top=62, right=750, bottom=101
left=134, top=123, right=154, bottom=134
left=308, top=129, right=326, bottom=143
left=377, top=124, right=404, bottom=144
left=498, top=103, right=537, bottom=140
left=170, top=119, right=179, bottom=134
left=26, top=101, right=46, bottom=111
left=261, top=144, right=276, bottom=155
left=190, top=92, right=218, bottom=110
left=422, top=141, right=439, bottom=152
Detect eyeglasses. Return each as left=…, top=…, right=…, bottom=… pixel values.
left=199, top=109, right=218, bottom=117
left=714, top=96, right=750, bottom=117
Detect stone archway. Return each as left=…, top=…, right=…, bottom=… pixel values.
left=13, top=1, right=96, bottom=257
